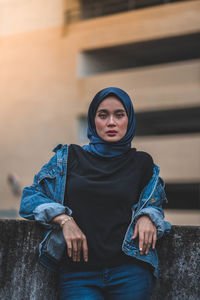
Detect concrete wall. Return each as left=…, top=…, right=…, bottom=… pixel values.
left=80, top=60, right=200, bottom=111
left=0, top=220, right=199, bottom=299
left=70, top=1, right=200, bottom=50
left=0, top=0, right=64, bottom=36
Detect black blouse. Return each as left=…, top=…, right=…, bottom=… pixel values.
left=62, top=144, right=153, bottom=269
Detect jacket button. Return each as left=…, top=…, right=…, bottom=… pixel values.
left=60, top=171, right=64, bottom=176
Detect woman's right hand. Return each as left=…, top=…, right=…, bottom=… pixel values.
left=52, top=214, right=88, bottom=262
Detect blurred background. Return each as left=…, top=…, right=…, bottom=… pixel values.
left=0, top=0, right=200, bottom=225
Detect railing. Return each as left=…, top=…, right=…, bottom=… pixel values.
left=65, top=0, right=190, bottom=24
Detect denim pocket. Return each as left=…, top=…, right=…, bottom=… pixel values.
left=36, top=168, right=58, bottom=199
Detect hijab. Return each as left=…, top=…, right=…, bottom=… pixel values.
left=82, top=87, right=135, bottom=157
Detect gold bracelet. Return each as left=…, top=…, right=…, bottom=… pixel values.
left=60, top=216, right=73, bottom=228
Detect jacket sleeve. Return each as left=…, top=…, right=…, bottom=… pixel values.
left=134, top=177, right=171, bottom=239
left=19, top=153, right=72, bottom=227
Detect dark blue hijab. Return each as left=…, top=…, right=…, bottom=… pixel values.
left=82, top=87, right=135, bottom=157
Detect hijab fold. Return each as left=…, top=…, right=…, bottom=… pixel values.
left=82, top=87, right=135, bottom=157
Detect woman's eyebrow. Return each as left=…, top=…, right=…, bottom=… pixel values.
left=97, top=109, right=108, bottom=113
left=97, top=109, right=126, bottom=113
left=115, top=109, right=126, bottom=113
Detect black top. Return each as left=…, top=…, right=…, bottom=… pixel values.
left=61, top=144, right=153, bottom=269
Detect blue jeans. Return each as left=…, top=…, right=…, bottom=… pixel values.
left=59, top=260, right=153, bottom=300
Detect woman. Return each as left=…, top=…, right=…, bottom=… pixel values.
left=19, top=87, right=170, bottom=300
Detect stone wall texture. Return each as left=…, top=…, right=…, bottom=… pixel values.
left=0, top=220, right=199, bottom=300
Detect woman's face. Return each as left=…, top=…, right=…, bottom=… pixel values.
left=94, top=96, right=128, bottom=143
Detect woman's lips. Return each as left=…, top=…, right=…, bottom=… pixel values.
left=106, top=131, right=117, bottom=136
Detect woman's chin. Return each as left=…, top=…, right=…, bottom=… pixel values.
left=102, top=136, right=121, bottom=143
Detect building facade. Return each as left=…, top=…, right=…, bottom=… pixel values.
left=0, top=0, right=200, bottom=224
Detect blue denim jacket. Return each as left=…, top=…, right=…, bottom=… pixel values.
left=19, top=144, right=171, bottom=278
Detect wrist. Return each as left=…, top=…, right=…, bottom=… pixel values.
left=60, top=216, right=73, bottom=228
left=52, top=214, right=73, bottom=227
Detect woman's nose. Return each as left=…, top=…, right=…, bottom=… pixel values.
left=107, top=115, right=116, bottom=126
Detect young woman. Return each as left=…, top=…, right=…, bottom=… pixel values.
left=19, top=87, right=170, bottom=300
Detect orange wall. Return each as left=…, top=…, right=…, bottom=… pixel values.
left=0, top=1, right=200, bottom=224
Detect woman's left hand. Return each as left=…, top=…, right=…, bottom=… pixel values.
left=132, top=215, right=157, bottom=256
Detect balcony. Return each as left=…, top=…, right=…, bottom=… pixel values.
left=65, top=0, right=191, bottom=24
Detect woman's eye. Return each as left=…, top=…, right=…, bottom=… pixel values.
left=116, top=113, right=124, bottom=118
left=99, top=114, right=107, bottom=119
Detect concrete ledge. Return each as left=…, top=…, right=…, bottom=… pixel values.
left=0, top=220, right=199, bottom=299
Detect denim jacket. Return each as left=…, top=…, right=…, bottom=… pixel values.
left=19, top=144, right=171, bottom=278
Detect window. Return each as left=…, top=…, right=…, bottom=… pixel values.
left=78, top=33, right=200, bottom=77
left=165, top=183, right=200, bottom=210
left=135, top=106, right=200, bottom=136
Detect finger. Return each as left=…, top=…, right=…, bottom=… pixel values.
left=132, top=223, right=138, bottom=239
left=82, top=236, right=88, bottom=262
left=72, top=239, right=78, bottom=262
left=139, top=231, right=144, bottom=255
left=77, top=239, right=82, bottom=262
left=143, top=231, right=149, bottom=255
left=152, top=230, right=157, bottom=249
left=66, top=239, right=72, bottom=258
left=145, top=232, right=153, bottom=255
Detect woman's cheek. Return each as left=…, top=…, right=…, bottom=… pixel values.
left=95, top=120, right=105, bottom=137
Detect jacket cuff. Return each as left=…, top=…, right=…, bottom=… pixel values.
left=33, top=203, right=72, bottom=225
left=135, top=207, right=165, bottom=239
